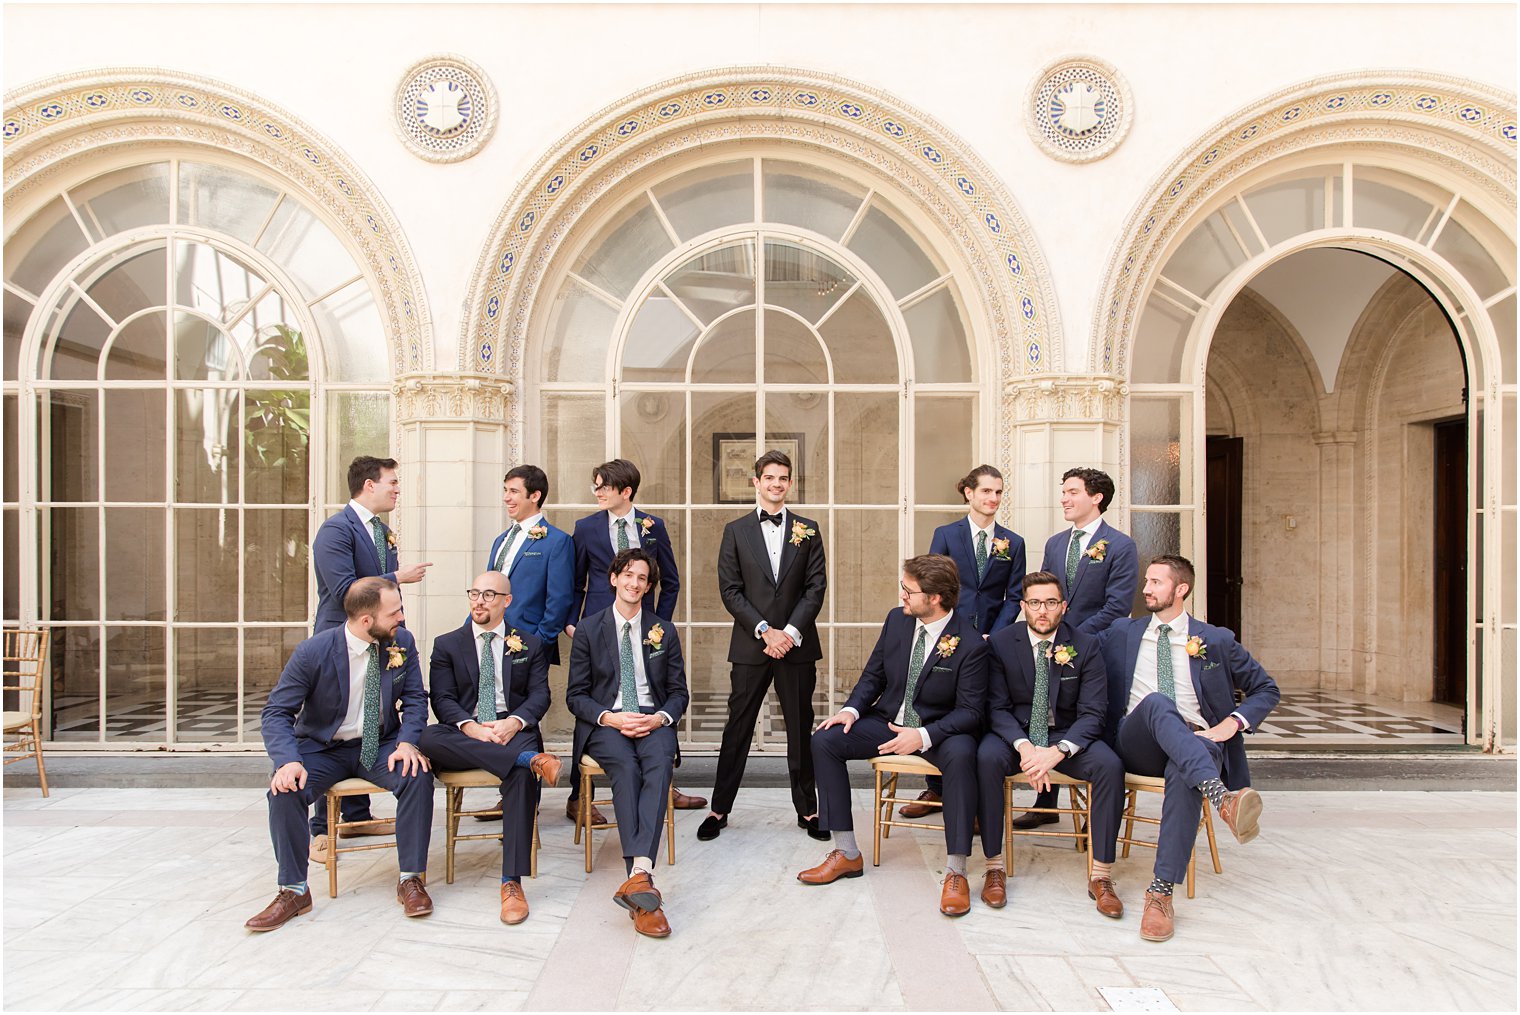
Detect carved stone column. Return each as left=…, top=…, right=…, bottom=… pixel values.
left=1314, top=429, right=1358, bottom=691
left=1002, top=376, right=1127, bottom=541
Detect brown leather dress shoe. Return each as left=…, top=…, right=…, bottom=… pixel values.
left=397, top=876, right=434, bottom=918
left=797, top=849, right=864, bottom=885
left=1009, top=811, right=1059, bottom=830
left=980, top=868, right=1007, bottom=908
left=940, top=873, right=971, bottom=917
left=529, top=753, right=562, bottom=789
left=499, top=881, right=529, bottom=925
left=613, top=871, right=662, bottom=912
left=1088, top=876, right=1124, bottom=918
left=339, top=818, right=397, bottom=838
left=244, top=887, right=312, bottom=932
left=1139, top=890, right=1175, bottom=942
left=898, top=790, right=940, bottom=819
left=670, top=786, right=708, bottom=810
left=630, top=903, right=672, bottom=938
left=310, top=834, right=330, bottom=864
left=567, top=797, right=608, bottom=825
left=1218, top=787, right=1262, bottom=844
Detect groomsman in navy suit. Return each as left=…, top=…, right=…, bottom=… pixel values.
left=1097, top=555, right=1279, bottom=942
left=308, top=456, right=432, bottom=845
left=245, top=578, right=434, bottom=932
left=798, top=555, right=988, bottom=918
left=1020, top=467, right=1140, bottom=828
left=566, top=548, right=689, bottom=939
left=418, top=571, right=562, bottom=926
left=902, top=465, right=1025, bottom=820
left=975, top=571, right=1125, bottom=918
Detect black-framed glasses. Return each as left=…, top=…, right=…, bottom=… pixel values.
left=466, top=589, right=503, bottom=603
left=1021, top=598, right=1064, bottom=612
left=900, top=581, right=928, bottom=597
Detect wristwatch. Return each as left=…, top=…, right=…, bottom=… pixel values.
left=757, top=621, right=771, bottom=635
left=1056, top=742, right=1074, bottom=758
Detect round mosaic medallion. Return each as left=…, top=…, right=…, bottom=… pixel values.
left=394, top=55, right=497, bottom=163
left=1026, top=56, right=1132, bottom=163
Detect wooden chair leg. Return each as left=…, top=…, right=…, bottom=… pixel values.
left=881, top=772, right=897, bottom=841
left=1002, top=777, right=1013, bottom=874
left=531, top=806, right=540, bottom=879
left=326, top=792, right=339, bottom=898
left=445, top=787, right=459, bottom=885
left=1186, top=845, right=1197, bottom=899
left=1068, top=784, right=1083, bottom=850
left=666, top=783, right=676, bottom=866
left=872, top=768, right=884, bottom=867
left=32, top=720, right=49, bottom=798
left=581, top=770, right=594, bottom=874
left=1121, top=790, right=1137, bottom=859
left=1202, top=800, right=1223, bottom=873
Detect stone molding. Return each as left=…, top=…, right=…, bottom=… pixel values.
left=393, top=372, right=515, bottom=424
left=3, top=67, right=432, bottom=375
left=1004, top=376, right=1127, bottom=423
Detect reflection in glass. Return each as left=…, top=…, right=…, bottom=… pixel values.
left=1433, top=204, right=1512, bottom=301
left=541, top=278, right=616, bottom=383
left=1163, top=210, right=1243, bottom=299
left=175, top=508, right=239, bottom=622
left=326, top=392, right=390, bottom=502
left=652, top=162, right=753, bottom=241
left=623, top=293, right=700, bottom=382
left=176, top=628, right=238, bottom=742
left=176, top=388, right=240, bottom=503
left=832, top=509, right=901, bottom=623
left=835, top=393, right=898, bottom=504
left=104, top=390, right=166, bottom=502
left=177, top=162, right=282, bottom=244
left=2, top=509, right=17, bottom=621
left=820, top=290, right=898, bottom=383
left=256, top=198, right=356, bottom=301
left=48, top=298, right=111, bottom=380
left=691, top=310, right=757, bottom=384
left=572, top=199, right=674, bottom=300
left=244, top=628, right=306, bottom=739
left=105, top=507, right=165, bottom=621
left=678, top=625, right=730, bottom=746
left=89, top=245, right=168, bottom=325
left=175, top=241, right=266, bottom=321
left=4, top=290, right=32, bottom=382
left=246, top=386, right=311, bottom=505
left=1245, top=173, right=1329, bottom=246
left=245, top=510, right=311, bottom=621
left=51, top=626, right=101, bottom=741
left=764, top=242, right=854, bottom=325
left=904, top=287, right=972, bottom=382
left=692, top=394, right=757, bottom=509
left=541, top=395, right=605, bottom=496
left=766, top=393, right=828, bottom=501
left=104, top=626, right=166, bottom=742
left=914, top=397, right=974, bottom=503
left=619, top=391, right=684, bottom=503
left=5, top=197, right=91, bottom=297
left=75, top=164, right=170, bottom=238
left=762, top=161, right=867, bottom=241
left=846, top=205, right=940, bottom=299
left=308, top=283, right=387, bottom=383
left=42, top=391, right=98, bottom=501
left=664, top=244, right=755, bottom=325
left=48, top=507, right=99, bottom=619
left=764, top=311, right=828, bottom=384
left=174, top=313, right=239, bottom=380
left=105, top=310, right=169, bottom=381
left=1133, top=296, right=1192, bottom=383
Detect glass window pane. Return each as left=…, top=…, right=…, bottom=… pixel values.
left=5, top=197, right=91, bottom=296
left=52, top=626, right=101, bottom=741
left=914, top=397, right=974, bottom=504
left=664, top=243, right=756, bottom=326
left=820, top=289, right=898, bottom=383
left=1162, top=210, right=1245, bottom=300
left=763, top=160, right=868, bottom=242
left=2, top=509, right=17, bottom=621
left=619, top=390, right=685, bottom=504
left=176, top=389, right=241, bottom=503
left=104, top=390, right=165, bottom=502
left=74, top=163, right=170, bottom=238
left=176, top=628, right=238, bottom=743
left=43, top=391, right=98, bottom=502
left=1130, top=512, right=1182, bottom=615
left=686, top=510, right=738, bottom=621
left=914, top=509, right=967, bottom=559
left=692, top=393, right=757, bottom=507
left=246, top=321, right=311, bottom=383
left=175, top=240, right=266, bottom=323
left=765, top=393, right=828, bottom=502
left=104, top=625, right=166, bottom=741
left=651, top=161, right=753, bottom=242
left=105, top=507, right=165, bottom=621
left=246, top=389, right=311, bottom=505
left=764, top=310, right=828, bottom=384
left=326, top=392, right=390, bottom=503
left=309, top=283, right=387, bottom=383
left=691, top=310, right=757, bottom=384
left=255, top=198, right=358, bottom=302
left=3, top=395, right=18, bottom=503
left=572, top=198, right=674, bottom=301
left=175, top=508, right=239, bottom=621
left=845, top=204, right=940, bottom=300
left=835, top=393, right=898, bottom=505
left=87, top=245, right=168, bottom=328
left=245, top=628, right=305, bottom=740
left=4, top=290, right=33, bottom=382
left=904, top=286, right=972, bottom=382
left=245, top=510, right=311, bottom=621
left=833, top=509, right=900, bottom=623
left=47, top=298, right=111, bottom=380
left=104, top=310, right=168, bottom=381
left=48, top=507, right=99, bottom=619
left=1133, top=295, right=1193, bottom=383
left=177, top=161, right=282, bottom=244
left=622, top=292, right=700, bottom=382
left=1352, top=178, right=1433, bottom=240
left=763, top=242, right=855, bottom=325
left=540, top=278, right=616, bottom=383
left=1245, top=173, right=1328, bottom=247
left=540, top=395, right=605, bottom=500
left=1433, top=204, right=1511, bottom=301
left=1132, top=398, right=1183, bottom=505
left=679, top=625, right=729, bottom=746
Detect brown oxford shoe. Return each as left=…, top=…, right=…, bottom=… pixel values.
left=980, top=868, right=1007, bottom=908
left=613, top=871, right=663, bottom=913
left=1009, top=811, right=1059, bottom=830
left=898, top=789, right=940, bottom=819
left=671, top=786, right=708, bottom=810
left=940, top=873, right=971, bottom=917
left=797, top=849, right=864, bottom=885
left=310, top=834, right=330, bottom=864
left=1218, top=788, right=1263, bottom=844
left=529, top=753, right=562, bottom=788
left=630, top=903, right=672, bottom=938
left=397, top=876, right=434, bottom=918
left=1088, top=877, right=1124, bottom=919
left=499, top=881, right=529, bottom=925
left=244, top=887, right=312, bottom=932
left=338, top=818, right=397, bottom=838
left=1139, top=890, right=1175, bottom=942
left=566, top=796, right=608, bottom=825
left=475, top=796, right=504, bottom=821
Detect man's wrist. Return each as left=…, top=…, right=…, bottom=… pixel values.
left=784, top=624, right=802, bottom=647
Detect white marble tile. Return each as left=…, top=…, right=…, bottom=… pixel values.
left=61, top=987, right=245, bottom=1012
left=434, top=989, right=531, bottom=1011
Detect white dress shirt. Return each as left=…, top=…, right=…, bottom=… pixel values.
left=597, top=606, right=674, bottom=728
left=349, top=499, right=385, bottom=568
left=753, top=506, right=803, bottom=647
left=967, top=516, right=997, bottom=558
left=455, top=620, right=532, bottom=730
left=335, top=625, right=374, bottom=741
left=1012, top=627, right=1079, bottom=756
left=846, top=609, right=954, bottom=751
left=1065, top=520, right=1100, bottom=560
left=607, top=507, right=642, bottom=550
left=496, top=511, right=544, bottom=574
left=1127, top=612, right=1207, bottom=728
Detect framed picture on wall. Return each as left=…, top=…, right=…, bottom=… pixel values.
left=713, top=433, right=803, bottom=503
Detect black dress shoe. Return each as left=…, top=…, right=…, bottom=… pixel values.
left=1010, top=811, right=1060, bottom=830
left=798, top=815, right=830, bottom=841
left=696, top=814, right=727, bottom=840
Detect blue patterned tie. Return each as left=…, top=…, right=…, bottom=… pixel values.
left=619, top=621, right=640, bottom=712
left=494, top=523, right=521, bottom=571
left=616, top=517, right=629, bottom=552
left=901, top=627, right=929, bottom=728
left=1030, top=639, right=1053, bottom=747
left=975, top=529, right=989, bottom=583
left=476, top=631, right=497, bottom=725
left=1064, top=529, right=1084, bottom=588
left=1156, top=624, right=1177, bottom=702
left=369, top=518, right=388, bottom=571
left=359, top=643, right=382, bottom=769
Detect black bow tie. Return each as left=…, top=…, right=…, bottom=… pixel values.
left=760, top=511, right=783, bottom=526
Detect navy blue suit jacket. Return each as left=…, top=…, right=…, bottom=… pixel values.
left=312, top=506, right=397, bottom=632
left=571, top=509, right=680, bottom=623
left=1097, top=615, right=1280, bottom=789
left=565, top=605, right=690, bottom=764
left=260, top=625, right=425, bottom=768
left=426, top=620, right=551, bottom=729
left=486, top=520, right=574, bottom=665
left=928, top=520, right=1026, bottom=634
left=846, top=609, right=988, bottom=745
left=985, top=620, right=1105, bottom=750
left=1040, top=518, right=1139, bottom=635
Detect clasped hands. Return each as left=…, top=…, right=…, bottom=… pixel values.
left=1015, top=742, right=1065, bottom=793
left=602, top=710, right=665, bottom=738
left=463, top=716, right=524, bottom=744
left=816, top=711, right=924, bottom=756
left=268, top=742, right=430, bottom=794
left=761, top=627, right=794, bottom=659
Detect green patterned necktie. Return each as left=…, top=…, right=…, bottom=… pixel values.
left=616, top=517, right=629, bottom=552
left=1156, top=624, right=1177, bottom=702
left=1065, top=529, right=1085, bottom=588
left=618, top=621, right=640, bottom=713
left=370, top=518, right=388, bottom=571
left=476, top=631, right=498, bottom=725
left=975, top=529, right=989, bottom=582
left=495, top=523, right=521, bottom=571
left=1030, top=639, right=1052, bottom=747
left=359, top=642, right=382, bottom=769
left=901, top=626, right=929, bottom=728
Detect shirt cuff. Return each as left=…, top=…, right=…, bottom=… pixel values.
left=1230, top=711, right=1250, bottom=731
left=754, top=621, right=766, bottom=639
left=842, top=706, right=860, bottom=719
left=656, top=711, right=674, bottom=727
left=456, top=719, right=473, bottom=730
left=917, top=727, right=933, bottom=751
left=596, top=710, right=612, bottom=727
left=784, top=624, right=802, bottom=647
left=508, top=714, right=531, bottom=729
left=1058, top=739, right=1080, bottom=756
left=1013, top=737, right=1032, bottom=751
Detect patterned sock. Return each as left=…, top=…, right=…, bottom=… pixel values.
left=946, top=854, right=968, bottom=877
left=501, top=876, right=521, bottom=884
left=279, top=882, right=308, bottom=894
left=1197, top=777, right=1227, bottom=808
left=833, top=830, right=861, bottom=859
left=515, top=750, right=537, bottom=769
left=1148, top=877, right=1174, bottom=897
left=1091, top=860, right=1113, bottom=880
left=399, top=872, right=422, bottom=885
left=984, top=855, right=1005, bottom=872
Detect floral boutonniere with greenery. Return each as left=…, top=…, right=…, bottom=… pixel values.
left=990, top=536, right=1011, bottom=561
left=385, top=645, right=407, bottom=669
left=936, top=634, right=961, bottom=658
left=640, top=516, right=655, bottom=538
left=643, top=624, right=665, bottom=650
left=1049, top=643, right=1078, bottom=666
left=789, top=520, right=816, bottom=547
left=1085, top=538, right=1109, bottom=562
left=1185, top=635, right=1207, bottom=659
left=504, top=630, right=525, bottom=655
left=527, top=524, right=548, bottom=540
left=385, top=529, right=398, bottom=550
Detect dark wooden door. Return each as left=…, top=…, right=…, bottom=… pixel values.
left=1205, top=436, right=1244, bottom=638
left=1432, top=417, right=1467, bottom=706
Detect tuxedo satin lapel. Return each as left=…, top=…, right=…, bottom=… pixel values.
left=777, top=514, right=801, bottom=584
left=744, top=513, right=776, bottom=585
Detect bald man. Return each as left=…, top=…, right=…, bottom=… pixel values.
left=418, top=572, right=561, bottom=925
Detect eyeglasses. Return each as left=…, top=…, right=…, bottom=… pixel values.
left=591, top=482, right=610, bottom=493
left=900, top=582, right=928, bottom=597
left=1021, top=598, right=1064, bottom=612
left=466, top=589, right=504, bottom=603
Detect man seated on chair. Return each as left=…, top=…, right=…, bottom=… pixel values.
left=418, top=570, right=562, bottom=926
left=976, top=570, right=1125, bottom=918
left=1096, top=554, right=1280, bottom=943
left=246, top=577, right=434, bottom=932
left=566, top=547, right=688, bottom=939
left=798, top=554, right=988, bottom=917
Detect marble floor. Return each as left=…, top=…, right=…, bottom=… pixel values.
left=3, top=786, right=1515, bottom=1012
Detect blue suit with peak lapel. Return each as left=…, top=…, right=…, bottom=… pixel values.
left=570, top=509, right=680, bottom=623
left=929, top=520, right=1026, bottom=634
left=311, top=505, right=398, bottom=633
left=417, top=620, right=551, bottom=880
left=1041, top=518, right=1139, bottom=635
left=567, top=605, right=689, bottom=868
left=488, top=520, right=574, bottom=666
left=812, top=608, right=987, bottom=856
left=975, top=620, right=1124, bottom=863
left=260, top=625, right=433, bottom=886
left=1097, top=614, right=1280, bottom=882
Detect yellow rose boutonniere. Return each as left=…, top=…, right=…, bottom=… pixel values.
left=936, top=634, right=961, bottom=658
left=1185, top=636, right=1207, bottom=659
left=385, top=529, right=398, bottom=550
left=644, top=623, right=664, bottom=649
left=504, top=631, right=525, bottom=655
left=1085, top=539, right=1109, bottom=562
left=385, top=645, right=407, bottom=669
left=640, top=516, right=655, bottom=536
left=527, top=524, right=548, bottom=540
left=990, top=537, right=1011, bottom=560
left=789, top=520, right=817, bottom=547
left=1050, top=644, right=1078, bottom=666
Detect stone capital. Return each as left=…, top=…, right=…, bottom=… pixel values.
left=393, top=371, right=515, bottom=424
left=1004, top=375, right=1128, bottom=423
